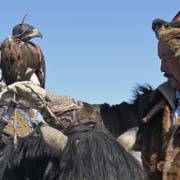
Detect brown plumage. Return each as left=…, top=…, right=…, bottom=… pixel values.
left=0, top=22, right=46, bottom=88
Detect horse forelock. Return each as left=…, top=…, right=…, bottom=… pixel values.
left=130, top=84, right=154, bottom=121
left=131, top=84, right=154, bottom=103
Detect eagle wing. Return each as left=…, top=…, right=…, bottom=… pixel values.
left=0, top=37, right=46, bottom=88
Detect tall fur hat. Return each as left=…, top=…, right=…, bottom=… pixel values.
left=152, top=11, right=180, bottom=57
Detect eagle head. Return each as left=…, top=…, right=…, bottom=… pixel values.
left=12, top=23, right=42, bottom=41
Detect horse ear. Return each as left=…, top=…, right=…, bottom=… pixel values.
left=172, top=11, right=180, bottom=21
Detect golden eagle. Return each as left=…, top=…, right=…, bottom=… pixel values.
left=0, top=19, right=46, bottom=88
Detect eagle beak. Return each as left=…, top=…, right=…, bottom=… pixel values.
left=26, top=29, right=43, bottom=39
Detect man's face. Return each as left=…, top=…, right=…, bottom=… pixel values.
left=158, top=41, right=180, bottom=89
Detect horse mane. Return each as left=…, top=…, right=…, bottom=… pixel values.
left=0, top=133, right=62, bottom=180
left=0, top=123, right=147, bottom=180
left=100, top=84, right=154, bottom=137
left=46, top=122, right=146, bottom=180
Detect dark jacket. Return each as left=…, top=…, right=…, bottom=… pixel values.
left=128, top=82, right=179, bottom=180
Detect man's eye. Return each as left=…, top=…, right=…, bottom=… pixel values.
left=161, top=56, right=176, bottom=60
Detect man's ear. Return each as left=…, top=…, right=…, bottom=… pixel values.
left=172, top=11, right=180, bottom=21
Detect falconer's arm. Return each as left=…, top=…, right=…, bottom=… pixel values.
left=0, top=81, right=139, bottom=136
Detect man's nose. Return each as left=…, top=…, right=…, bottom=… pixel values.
left=160, top=61, right=168, bottom=72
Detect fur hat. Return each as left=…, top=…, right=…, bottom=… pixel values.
left=152, top=11, right=180, bottom=58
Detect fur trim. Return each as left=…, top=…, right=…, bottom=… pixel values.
left=152, top=18, right=180, bottom=58
left=162, top=106, right=171, bottom=134
left=149, top=153, right=158, bottom=172
left=163, top=138, right=180, bottom=179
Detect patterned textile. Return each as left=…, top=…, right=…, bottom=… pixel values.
left=0, top=109, right=32, bottom=137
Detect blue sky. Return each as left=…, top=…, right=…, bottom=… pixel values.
left=0, top=1, right=179, bottom=104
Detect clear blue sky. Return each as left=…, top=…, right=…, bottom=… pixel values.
left=0, top=1, right=179, bottom=104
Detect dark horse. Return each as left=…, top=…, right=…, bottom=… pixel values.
left=99, top=85, right=154, bottom=137
left=0, top=122, right=146, bottom=180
